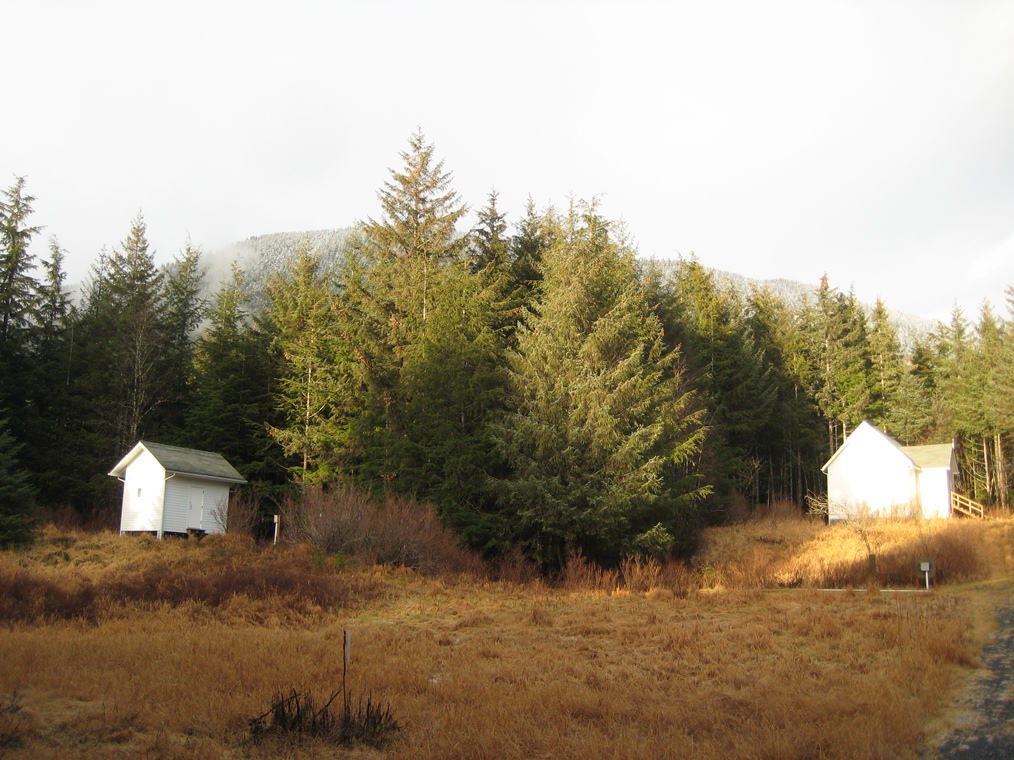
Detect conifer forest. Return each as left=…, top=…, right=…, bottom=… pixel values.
left=2, top=133, right=1012, bottom=564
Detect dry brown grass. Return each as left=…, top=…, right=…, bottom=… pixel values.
left=694, top=504, right=1008, bottom=590
left=0, top=516, right=1010, bottom=759
left=0, top=527, right=386, bottom=626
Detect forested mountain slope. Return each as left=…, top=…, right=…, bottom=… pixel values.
left=705, top=268, right=935, bottom=353
left=206, top=232, right=937, bottom=352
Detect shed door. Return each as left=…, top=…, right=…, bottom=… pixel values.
left=188, top=487, right=205, bottom=530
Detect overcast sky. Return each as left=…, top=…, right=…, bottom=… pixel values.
left=4, top=0, right=1013, bottom=321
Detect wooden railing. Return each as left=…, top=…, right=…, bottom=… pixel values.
left=950, top=491, right=985, bottom=519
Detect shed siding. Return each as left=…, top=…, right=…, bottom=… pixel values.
left=827, top=426, right=916, bottom=520
left=119, top=451, right=166, bottom=533
left=918, top=467, right=952, bottom=519
left=163, top=476, right=230, bottom=534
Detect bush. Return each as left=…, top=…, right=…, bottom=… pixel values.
left=0, top=692, right=26, bottom=756
left=249, top=688, right=399, bottom=749
left=0, top=534, right=386, bottom=625
left=281, top=487, right=480, bottom=575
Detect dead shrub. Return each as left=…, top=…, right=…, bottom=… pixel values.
left=562, top=550, right=619, bottom=592
left=754, top=498, right=808, bottom=523
left=619, top=555, right=662, bottom=592
left=0, top=569, right=99, bottom=624
left=0, top=692, right=25, bottom=757
left=0, top=539, right=385, bottom=625
left=561, top=551, right=699, bottom=596
left=485, top=547, right=542, bottom=585
left=219, top=490, right=265, bottom=538
left=281, top=488, right=479, bottom=575
left=249, top=688, right=399, bottom=749
left=658, top=560, right=700, bottom=597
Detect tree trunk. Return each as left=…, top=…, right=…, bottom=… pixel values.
left=984, top=436, right=992, bottom=503
left=997, top=433, right=1008, bottom=510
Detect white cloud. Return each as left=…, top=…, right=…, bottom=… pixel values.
left=4, top=0, right=1014, bottom=320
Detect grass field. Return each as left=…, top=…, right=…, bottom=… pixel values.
left=0, top=510, right=1011, bottom=759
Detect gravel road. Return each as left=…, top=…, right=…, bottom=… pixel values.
left=933, top=595, right=1014, bottom=759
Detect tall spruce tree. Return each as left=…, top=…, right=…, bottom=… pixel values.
left=104, top=212, right=168, bottom=452
left=264, top=242, right=355, bottom=486
left=0, top=177, right=42, bottom=448
left=338, top=132, right=475, bottom=493
left=188, top=263, right=279, bottom=490
left=492, top=203, right=708, bottom=567
left=867, top=299, right=902, bottom=430
left=0, top=177, right=41, bottom=345
left=395, top=257, right=511, bottom=547
left=885, top=365, right=933, bottom=446
left=23, top=240, right=81, bottom=505
left=68, top=215, right=170, bottom=513
left=800, top=277, right=872, bottom=454
left=657, top=258, right=776, bottom=508
left=160, top=237, right=207, bottom=439
left=745, top=286, right=825, bottom=506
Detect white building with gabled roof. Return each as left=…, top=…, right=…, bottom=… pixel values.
left=821, top=421, right=957, bottom=521
left=109, top=441, right=247, bottom=538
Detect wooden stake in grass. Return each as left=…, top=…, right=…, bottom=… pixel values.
left=343, top=628, right=352, bottom=710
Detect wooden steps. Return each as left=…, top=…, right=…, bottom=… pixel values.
left=950, top=491, right=985, bottom=519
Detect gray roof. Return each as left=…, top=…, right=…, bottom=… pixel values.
left=109, top=441, right=246, bottom=483
left=902, top=443, right=954, bottom=470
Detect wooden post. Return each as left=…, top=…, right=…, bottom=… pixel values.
left=343, top=629, right=352, bottom=710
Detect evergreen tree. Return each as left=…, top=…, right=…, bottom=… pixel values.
left=508, top=198, right=555, bottom=311
left=0, top=177, right=42, bottom=448
left=188, top=263, right=279, bottom=491
left=471, top=189, right=510, bottom=274
left=929, top=306, right=991, bottom=500
left=867, top=299, right=902, bottom=428
left=0, top=415, right=36, bottom=547
left=0, top=176, right=41, bottom=345
left=359, top=129, right=467, bottom=337
left=884, top=366, right=933, bottom=445
left=264, top=242, right=356, bottom=485
left=745, top=286, right=825, bottom=506
left=68, top=215, right=169, bottom=513
left=338, top=132, right=472, bottom=491
left=932, top=306, right=975, bottom=437
left=104, top=212, right=168, bottom=451
left=800, top=276, right=872, bottom=454
left=23, top=240, right=81, bottom=505
left=395, top=258, right=510, bottom=548
left=492, top=203, right=708, bottom=567
left=160, top=237, right=207, bottom=438
left=658, top=258, right=776, bottom=507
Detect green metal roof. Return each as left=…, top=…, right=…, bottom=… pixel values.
left=901, top=443, right=954, bottom=470
left=109, top=441, right=246, bottom=483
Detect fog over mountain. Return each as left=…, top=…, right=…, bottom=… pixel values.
left=206, top=229, right=937, bottom=352
left=693, top=267, right=937, bottom=354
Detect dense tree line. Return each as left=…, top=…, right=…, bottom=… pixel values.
left=2, top=134, right=1013, bottom=558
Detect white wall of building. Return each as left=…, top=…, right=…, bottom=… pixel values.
left=118, top=450, right=167, bottom=534
left=826, top=424, right=917, bottom=520
left=163, top=476, right=230, bottom=534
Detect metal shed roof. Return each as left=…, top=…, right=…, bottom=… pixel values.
left=109, top=441, right=247, bottom=484
left=901, top=443, right=954, bottom=470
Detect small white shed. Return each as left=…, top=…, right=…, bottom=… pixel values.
left=110, top=441, right=247, bottom=538
left=821, top=421, right=957, bottom=521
